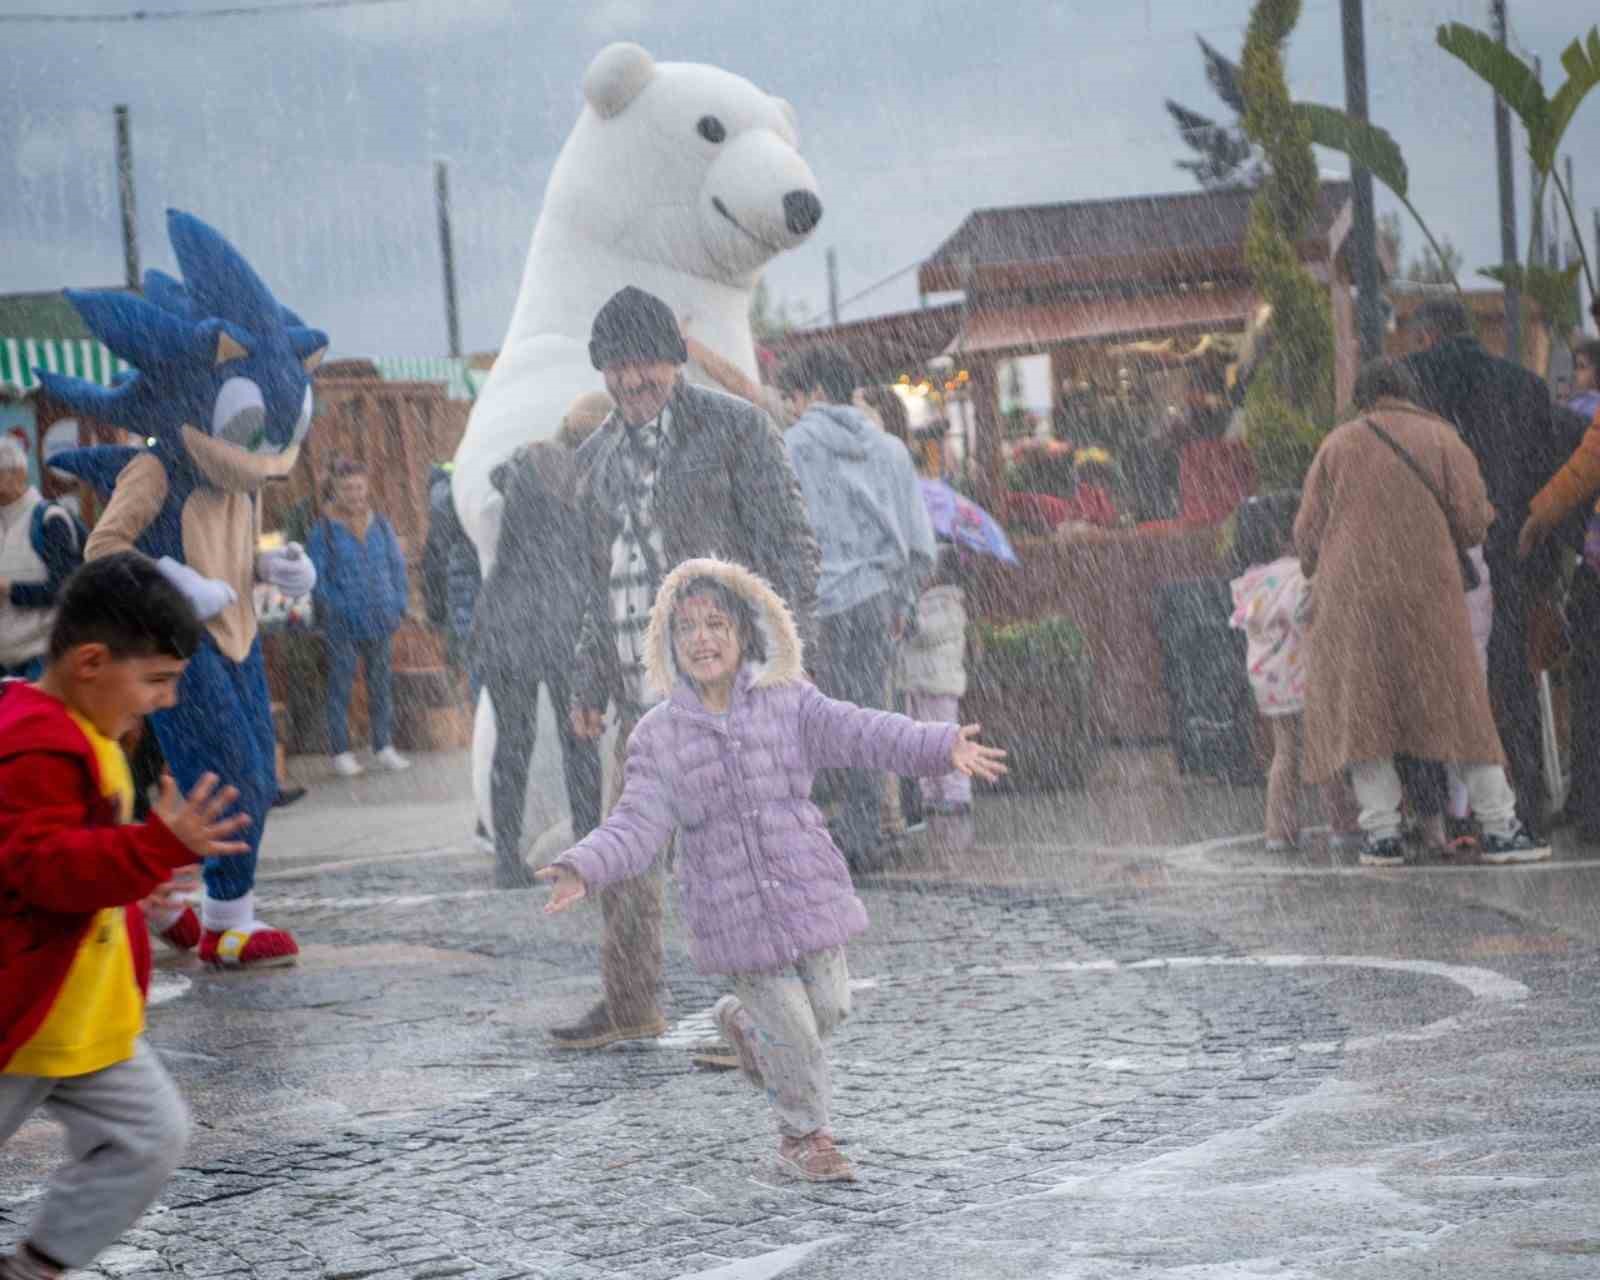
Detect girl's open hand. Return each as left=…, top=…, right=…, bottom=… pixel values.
left=951, top=724, right=1007, bottom=781
left=534, top=863, right=588, bottom=914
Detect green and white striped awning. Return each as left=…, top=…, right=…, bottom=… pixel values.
left=0, top=338, right=130, bottom=395
left=3, top=343, right=489, bottom=402
left=372, top=356, right=482, bottom=401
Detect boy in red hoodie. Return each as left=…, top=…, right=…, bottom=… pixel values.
left=0, top=552, right=250, bottom=1280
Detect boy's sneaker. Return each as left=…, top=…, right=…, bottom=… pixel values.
left=1359, top=835, right=1410, bottom=867
left=157, top=904, right=201, bottom=953
left=710, top=995, right=764, bottom=1089
left=331, top=752, right=363, bottom=778
left=199, top=925, right=300, bottom=969
left=1479, top=830, right=1552, bottom=864
left=777, top=1133, right=856, bottom=1183
left=375, top=746, right=411, bottom=772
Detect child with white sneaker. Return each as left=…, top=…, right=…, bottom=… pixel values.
left=538, top=558, right=1006, bottom=1182
left=307, top=457, right=411, bottom=778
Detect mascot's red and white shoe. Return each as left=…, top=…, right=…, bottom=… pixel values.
left=156, top=905, right=201, bottom=953
left=198, top=892, right=299, bottom=969
left=199, top=926, right=299, bottom=968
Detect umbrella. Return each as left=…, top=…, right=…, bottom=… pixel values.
left=918, top=478, right=1019, bottom=565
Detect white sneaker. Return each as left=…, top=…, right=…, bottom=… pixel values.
left=375, top=746, right=411, bottom=772
left=331, top=751, right=364, bottom=778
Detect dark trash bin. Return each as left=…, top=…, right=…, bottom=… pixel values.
left=1156, top=578, right=1259, bottom=782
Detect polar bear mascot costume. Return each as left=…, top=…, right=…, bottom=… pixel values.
left=452, top=42, right=822, bottom=857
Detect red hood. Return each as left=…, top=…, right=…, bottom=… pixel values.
left=0, top=680, right=97, bottom=767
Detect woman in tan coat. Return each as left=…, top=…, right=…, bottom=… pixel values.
left=1295, top=361, right=1548, bottom=866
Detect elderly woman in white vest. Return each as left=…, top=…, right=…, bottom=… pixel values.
left=0, top=438, right=84, bottom=680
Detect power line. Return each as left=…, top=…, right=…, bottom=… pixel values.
left=0, top=0, right=409, bottom=22
left=797, top=259, right=925, bottom=330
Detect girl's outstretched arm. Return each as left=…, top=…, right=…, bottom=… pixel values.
left=543, top=717, right=675, bottom=905
left=797, top=683, right=963, bottom=778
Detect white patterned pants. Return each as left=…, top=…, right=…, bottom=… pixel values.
left=724, top=947, right=851, bottom=1138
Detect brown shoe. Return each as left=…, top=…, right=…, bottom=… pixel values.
left=548, top=1001, right=667, bottom=1051
left=777, top=1132, right=856, bottom=1183
left=710, top=995, right=764, bottom=1088
left=688, top=1041, right=741, bottom=1071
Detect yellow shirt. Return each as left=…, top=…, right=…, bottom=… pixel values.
left=3, top=710, right=143, bottom=1078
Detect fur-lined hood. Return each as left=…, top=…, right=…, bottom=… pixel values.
left=644, top=557, right=805, bottom=698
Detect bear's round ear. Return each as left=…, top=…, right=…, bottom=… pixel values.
left=584, top=43, right=656, bottom=119
left=772, top=97, right=800, bottom=145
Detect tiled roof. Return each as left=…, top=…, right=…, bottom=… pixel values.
left=920, top=181, right=1352, bottom=292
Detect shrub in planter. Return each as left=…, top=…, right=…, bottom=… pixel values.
left=964, top=615, right=1098, bottom=791
left=1006, top=439, right=1077, bottom=500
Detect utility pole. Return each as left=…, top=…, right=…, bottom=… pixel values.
left=826, top=247, right=840, bottom=327
left=434, top=161, right=462, bottom=359
left=1492, top=0, right=1521, bottom=358
left=1341, top=0, right=1383, bottom=361
left=114, top=105, right=139, bottom=291
left=1530, top=58, right=1545, bottom=268
left=1593, top=205, right=1600, bottom=332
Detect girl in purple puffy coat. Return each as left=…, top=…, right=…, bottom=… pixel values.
left=538, top=556, right=1005, bottom=1183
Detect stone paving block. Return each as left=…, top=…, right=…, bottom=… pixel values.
left=10, top=884, right=1365, bottom=1280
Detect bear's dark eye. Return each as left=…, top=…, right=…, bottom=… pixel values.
left=697, top=116, right=727, bottom=144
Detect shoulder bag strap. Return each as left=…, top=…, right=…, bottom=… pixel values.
left=1363, top=417, right=1479, bottom=591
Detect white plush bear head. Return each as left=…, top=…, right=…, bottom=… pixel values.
left=549, top=42, right=823, bottom=285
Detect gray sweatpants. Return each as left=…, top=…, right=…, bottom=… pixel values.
left=0, top=1039, right=190, bottom=1268
left=724, top=947, right=851, bottom=1138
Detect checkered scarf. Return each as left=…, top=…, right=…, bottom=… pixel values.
left=607, top=408, right=670, bottom=711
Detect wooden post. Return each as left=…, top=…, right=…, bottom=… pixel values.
left=1048, top=348, right=1066, bottom=433
left=971, top=359, right=1003, bottom=514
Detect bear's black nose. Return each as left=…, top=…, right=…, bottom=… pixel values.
left=783, top=190, right=823, bottom=236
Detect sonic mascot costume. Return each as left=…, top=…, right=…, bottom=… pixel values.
left=44, top=210, right=325, bottom=969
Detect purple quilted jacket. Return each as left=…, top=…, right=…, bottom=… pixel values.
left=559, top=557, right=959, bottom=976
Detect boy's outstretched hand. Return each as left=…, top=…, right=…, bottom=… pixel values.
left=153, top=772, right=251, bottom=860
left=951, top=724, right=1008, bottom=782
left=534, top=863, right=588, bottom=914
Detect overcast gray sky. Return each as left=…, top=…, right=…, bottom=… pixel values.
left=3, top=0, right=1598, bottom=359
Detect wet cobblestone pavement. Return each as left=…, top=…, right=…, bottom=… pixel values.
left=6, top=883, right=1350, bottom=1279
left=7, top=754, right=1599, bottom=1278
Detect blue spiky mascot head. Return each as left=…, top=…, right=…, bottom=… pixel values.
left=42, top=209, right=327, bottom=491
left=39, top=210, right=328, bottom=971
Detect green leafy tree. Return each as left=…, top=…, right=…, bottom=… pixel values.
left=1290, top=102, right=1463, bottom=299
left=1436, top=23, right=1600, bottom=361
left=1405, top=237, right=1466, bottom=287
left=1165, top=37, right=1264, bottom=189
left=749, top=279, right=807, bottom=342
left=1239, top=0, right=1335, bottom=489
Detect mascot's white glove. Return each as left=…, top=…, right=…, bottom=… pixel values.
left=157, top=557, right=237, bottom=621
left=256, top=543, right=317, bottom=597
